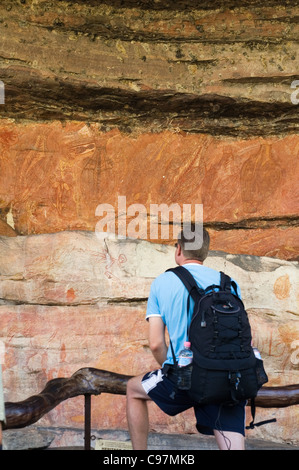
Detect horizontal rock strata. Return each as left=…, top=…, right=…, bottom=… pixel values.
left=0, top=0, right=298, bottom=448
left=0, top=1, right=298, bottom=135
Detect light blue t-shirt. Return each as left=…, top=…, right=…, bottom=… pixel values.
left=146, top=263, right=241, bottom=366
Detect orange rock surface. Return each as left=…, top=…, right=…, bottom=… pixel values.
left=0, top=121, right=298, bottom=260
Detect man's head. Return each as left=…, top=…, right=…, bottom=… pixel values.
left=175, top=224, right=210, bottom=265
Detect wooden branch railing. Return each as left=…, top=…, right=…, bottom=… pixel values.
left=3, top=368, right=130, bottom=430
left=3, top=367, right=299, bottom=432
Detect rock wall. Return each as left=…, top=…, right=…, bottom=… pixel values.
left=0, top=232, right=298, bottom=446
left=0, top=121, right=298, bottom=260
left=0, top=0, right=298, bottom=259
left=0, top=0, right=298, bottom=448
left=0, top=1, right=298, bottom=136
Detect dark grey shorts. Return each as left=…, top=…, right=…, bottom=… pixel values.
left=142, top=369, right=246, bottom=436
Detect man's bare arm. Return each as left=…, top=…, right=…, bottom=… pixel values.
left=148, top=316, right=168, bottom=367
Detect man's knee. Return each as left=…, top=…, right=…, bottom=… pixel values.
left=126, top=376, right=136, bottom=397
left=126, top=375, right=148, bottom=400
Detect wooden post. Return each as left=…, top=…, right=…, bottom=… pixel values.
left=84, top=394, right=91, bottom=451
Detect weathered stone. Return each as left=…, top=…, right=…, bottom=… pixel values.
left=209, top=226, right=299, bottom=261
left=0, top=1, right=298, bottom=135
left=3, top=426, right=55, bottom=450
left=0, top=219, right=16, bottom=237
left=0, top=0, right=298, bottom=449
left=0, top=0, right=298, bottom=264
left=0, top=232, right=298, bottom=445
left=0, top=121, right=298, bottom=260
left=0, top=231, right=298, bottom=309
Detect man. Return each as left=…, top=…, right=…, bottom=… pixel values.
left=126, top=226, right=245, bottom=450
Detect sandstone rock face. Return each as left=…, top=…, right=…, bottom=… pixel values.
left=0, top=1, right=298, bottom=136
left=0, top=0, right=298, bottom=263
left=0, top=121, right=298, bottom=261
left=0, top=219, right=16, bottom=238
left=0, top=232, right=298, bottom=446
left=0, top=0, right=298, bottom=449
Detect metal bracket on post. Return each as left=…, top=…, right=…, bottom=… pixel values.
left=84, top=394, right=91, bottom=450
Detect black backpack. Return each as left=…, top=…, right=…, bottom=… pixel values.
left=166, top=266, right=273, bottom=428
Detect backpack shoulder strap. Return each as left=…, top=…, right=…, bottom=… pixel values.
left=220, top=271, right=232, bottom=291
left=167, top=267, right=239, bottom=298
left=166, top=266, right=204, bottom=302
left=220, top=271, right=239, bottom=296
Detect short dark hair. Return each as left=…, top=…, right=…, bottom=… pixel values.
left=178, top=224, right=210, bottom=262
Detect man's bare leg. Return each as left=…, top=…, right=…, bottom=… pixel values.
left=214, top=430, right=245, bottom=450
left=126, top=375, right=152, bottom=450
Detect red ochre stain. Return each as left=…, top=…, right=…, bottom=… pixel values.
left=66, top=288, right=76, bottom=301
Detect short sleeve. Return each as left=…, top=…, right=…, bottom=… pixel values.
left=146, top=279, right=162, bottom=321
